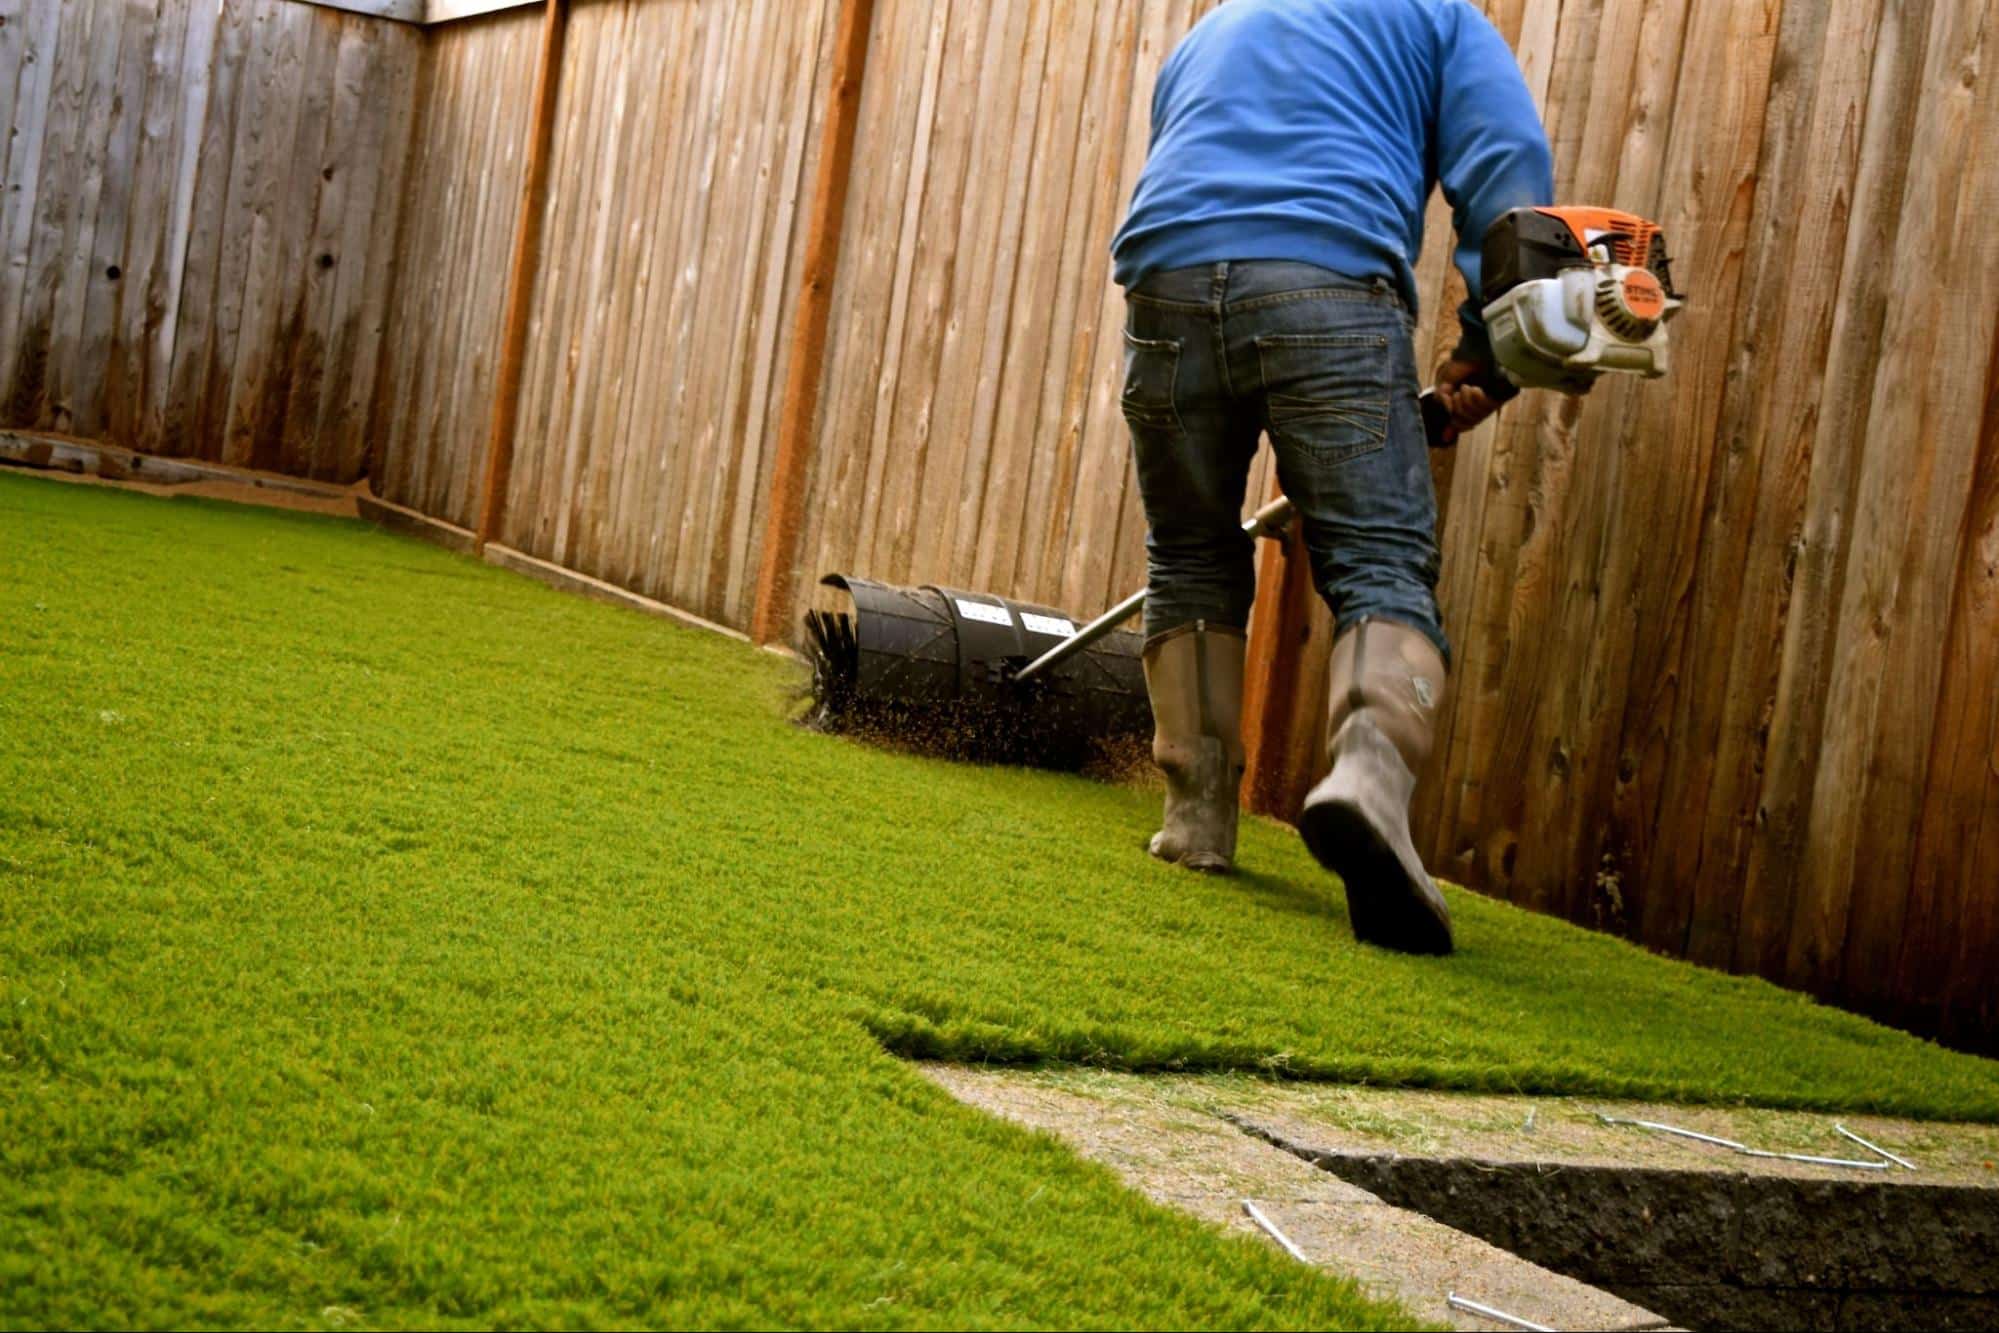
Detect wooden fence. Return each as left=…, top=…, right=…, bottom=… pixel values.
left=0, top=0, right=420, bottom=478
left=8, top=0, right=1996, bottom=1050
left=1408, top=0, right=1999, bottom=1048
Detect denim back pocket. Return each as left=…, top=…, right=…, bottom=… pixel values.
left=1121, top=330, right=1184, bottom=434
left=1254, top=333, right=1391, bottom=464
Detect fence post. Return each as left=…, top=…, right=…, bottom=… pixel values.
left=475, top=0, right=567, bottom=551
left=749, top=0, right=878, bottom=646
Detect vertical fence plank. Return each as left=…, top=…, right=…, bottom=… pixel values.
left=1785, top=0, right=1994, bottom=997
left=7, top=0, right=99, bottom=426
left=1734, top=0, right=1930, bottom=983
left=1027, top=0, right=1139, bottom=609
left=0, top=0, right=61, bottom=417
left=720, top=0, right=834, bottom=625
left=1586, top=0, right=1780, bottom=943
left=1820, top=0, right=1999, bottom=1012
left=604, top=1, right=712, bottom=585
left=1916, top=310, right=1999, bottom=1045
left=105, top=0, right=192, bottom=449
left=1650, top=0, right=1883, bottom=971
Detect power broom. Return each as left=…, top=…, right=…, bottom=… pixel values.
left=803, top=208, right=1682, bottom=770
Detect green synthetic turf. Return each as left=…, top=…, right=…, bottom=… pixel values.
left=3, top=472, right=1996, bottom=1329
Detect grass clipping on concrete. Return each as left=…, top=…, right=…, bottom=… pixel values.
left=4, top=474, right=1997, bottom=1329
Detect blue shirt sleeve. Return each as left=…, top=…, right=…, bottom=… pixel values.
left=1432, top=2, right=1554, bottom=367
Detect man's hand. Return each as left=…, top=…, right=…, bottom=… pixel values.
left=1434, top=357, right=1503, bottom=435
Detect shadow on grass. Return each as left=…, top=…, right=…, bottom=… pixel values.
left=1232, top=865, right=1348, bottom=925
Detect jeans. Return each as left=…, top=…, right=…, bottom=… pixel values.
left=1121, top=261, right=1448, bottom=666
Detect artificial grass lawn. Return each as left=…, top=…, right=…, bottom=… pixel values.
left=3, top=473, right=1997, bottom=1329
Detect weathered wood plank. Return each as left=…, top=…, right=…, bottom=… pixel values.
left=506, top=0, right=592, bottom=544
left=1659, top=0, right=1880, bottom=970
left=143, top=0, right=221, bottom=451
left=673, top=0, right=781, bottom=612
left=209, top=0, right=304, bottom=468
left=692, top=0, right=799, bottom=620
left=0, top=0, right=61, bottom=410
left=1920, top=308, right=1999, bottom=1046
left=586, top=0, right=679, bottom=588
left=1822, top=0, right=1999, bottom=1011
left=67, top=0, right=156, bottom=441
left=1026, top=0, right=1131, bottom=606
left=922, top=0, right=1046, bottom=592
left=243, top=6, right=337, bottom=474
left=161, top=0, right=254, bottom=457
left=794, top=0, right=936, bottom=604
left=546, top=0, right=634, bottom=568
left=839, top=0, right=953, bottom=593
left=966, top=0, right=1092, bottom=594
left=320, top=19, right=413, bottom=481
left=863, top=0, right=986, bottom=588
left=275, top=13, right=364, bottom=478
left=0, top=0, right=27, bottom=135
left=37, top=0, right=128, bottom=434
left=721, top=0, right=834, bottom=626
left=104, top=0, right=192, bottom=449
left=638, top=0, right=733, bottom=599
left=1734, top=0, right=1930, bottom=982
left=1060, top=0, right=1175, bottom=618
left=1587, top=0, right=1778, bottom=948
left=602, top=0, right=711, bottom=588
left=7, top=0, right=98, bottom=426
left=1782, top=0, right=1987, bottom=995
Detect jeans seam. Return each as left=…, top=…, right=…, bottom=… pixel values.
left=1211, top=264, right=1234, bottom=399
left=1227, top=288, right=1401, bottom=314
left=1269, top=403, right=1391, bottom=437
left=1125, top=292, right=1215, bottom=313
left=1257, top=333, right=1390, bottom=350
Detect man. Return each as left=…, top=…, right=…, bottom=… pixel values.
left=1111, top=0, right=1555, bottom=954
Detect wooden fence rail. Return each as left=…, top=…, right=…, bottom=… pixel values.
left=7, top=0, right=1996, bottom=1050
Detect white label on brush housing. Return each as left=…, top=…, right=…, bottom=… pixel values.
left=954, top=598, right=1013, bottom=627
left=1020, top=612, right=1076, bottom=638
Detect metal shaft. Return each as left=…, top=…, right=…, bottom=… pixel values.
left=1602, top=1113, right=1894, bottom=1171
left=1598, top=1114, right=1750, bottom=1152
left=1446, top=1292, right=1554, bottom=1332
left=1011, top=495, right=1295, bottom=685
left=1835, top=1123, right=1918, bottom=1170
left=1241, top=1200, right=1310, bottom=1264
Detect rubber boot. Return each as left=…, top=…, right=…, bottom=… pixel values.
left=1297, top=618, right=1453, bottom=953
left=1142, top=622, right=1246, bottom=874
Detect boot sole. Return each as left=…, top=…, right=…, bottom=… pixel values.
left=1298, top=798, right=1453, bottom=955
left=1148, top=837, right=1232, bottom=875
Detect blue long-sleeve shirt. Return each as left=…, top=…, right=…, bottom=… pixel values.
left=1111, top=0, right=1553, bottom=362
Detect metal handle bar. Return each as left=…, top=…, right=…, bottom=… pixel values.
left=1011, top=495, right=1295, bottom=684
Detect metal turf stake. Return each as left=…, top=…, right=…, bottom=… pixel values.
left=1599, top=1113, right=1892, bottom=1171
left=1740, top=1147, right=1891, bottom=1170
left=1240, top=1200, right=1310, bottom=1264
left=1446, top=1291, right=1554, bottom=1332
left=1596, top=1113, right=1751, bottom=1151
left=1835, top=1123, right=1918, bottom=1170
